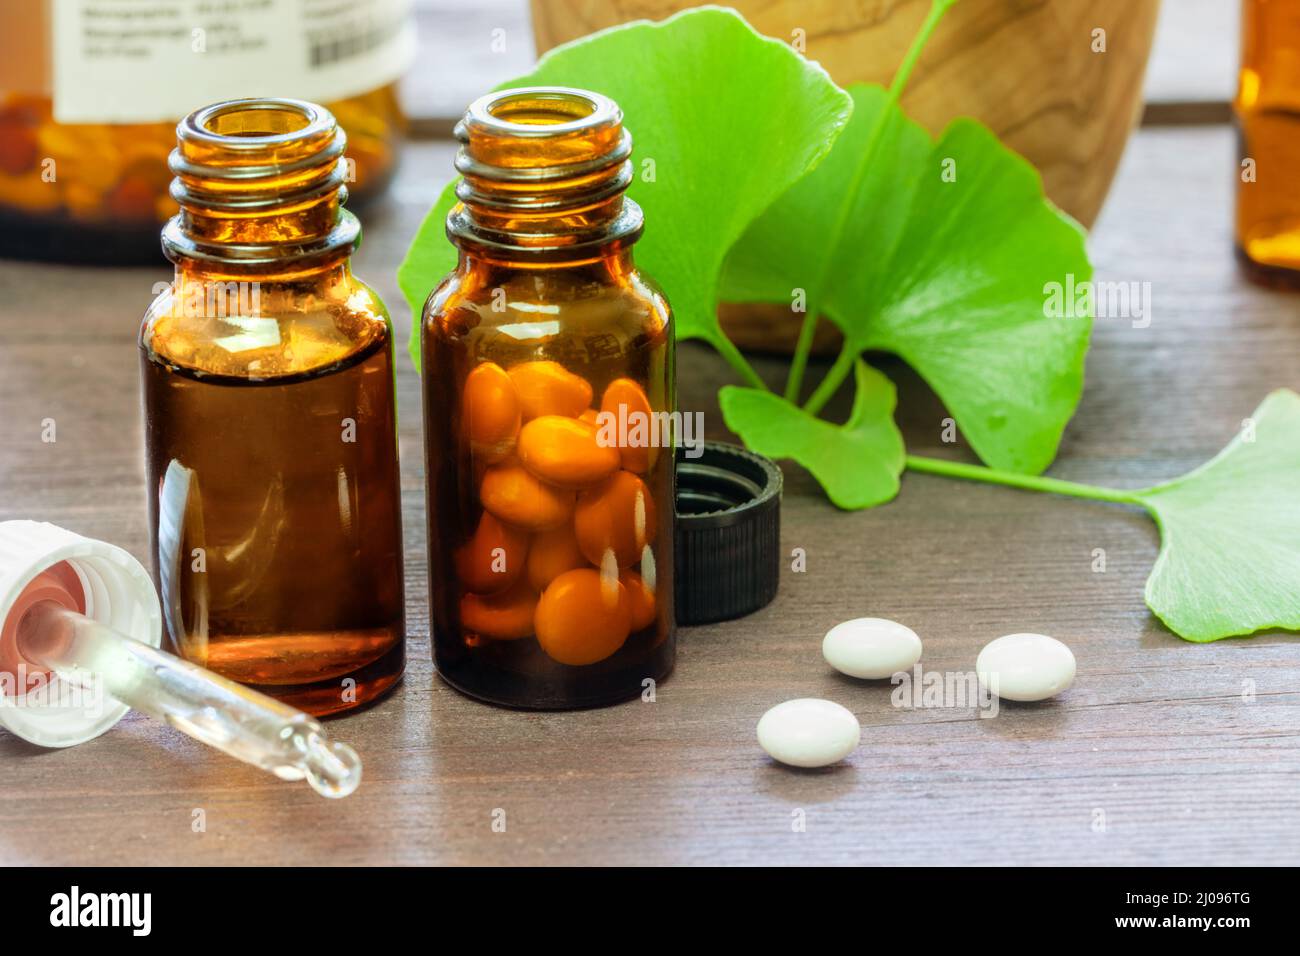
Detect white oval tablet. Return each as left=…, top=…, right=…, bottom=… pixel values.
left=976, top=633, right=1076, bottom=701
left=822, top=617, right=922, bottom=679
left=756, top=698, right=860, bottom=768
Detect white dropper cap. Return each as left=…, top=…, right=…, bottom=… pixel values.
left=0, top=520, right=160, bottom=747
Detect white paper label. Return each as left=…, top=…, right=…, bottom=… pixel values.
left=51, top=0, right=416, bottom=124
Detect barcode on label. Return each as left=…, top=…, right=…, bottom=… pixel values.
left=307, top=15, right=409, bottom=69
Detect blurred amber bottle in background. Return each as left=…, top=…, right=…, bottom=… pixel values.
left=1235, top=0, right=1300, bottom=286
left=0, top=0, right=413, bottom=264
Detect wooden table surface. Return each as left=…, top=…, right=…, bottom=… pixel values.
left=3, top=29, right=1300, bottom=866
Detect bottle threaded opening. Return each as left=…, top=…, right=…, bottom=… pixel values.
left=199, top=102, right=315, bottom=139
left=486, top=89, right=598, bottom=124
left=164, top=97, right=358, bottom=267
left=448, top=86, right=643, bottom=260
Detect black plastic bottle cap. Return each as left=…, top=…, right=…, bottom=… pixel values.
left=674, top=441, right=782, bottom=626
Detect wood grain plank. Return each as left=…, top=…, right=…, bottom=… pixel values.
left=0, top=125, right=1298, bottom=866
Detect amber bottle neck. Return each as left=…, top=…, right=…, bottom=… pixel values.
left=447, top=87, right=644, bottom=265
left=162, top=98, right=359, bottom=278
left=455, top=248, right=639, bottom=288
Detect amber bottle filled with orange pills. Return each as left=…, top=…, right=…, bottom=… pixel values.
left=421, top=87, right=675, bottom=708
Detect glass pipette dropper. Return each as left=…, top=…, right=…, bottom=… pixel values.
left=0, top=520, right=364, bottom=800
left=15, top=600, right=361, bottom=798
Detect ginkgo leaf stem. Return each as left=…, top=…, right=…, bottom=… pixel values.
left=802, top=342, right=857, bottom=416
left=890, top=0, right=960, bottom=100
left=780, top=0, right=956, bottom=405
left=783, top=299, right=823, bottom=402
left=710, top=330, right=767, bottom=390
left=904, top=454, right=1147, bottom=507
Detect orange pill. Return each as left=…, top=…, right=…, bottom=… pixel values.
left=535, top=568, right=630, bottom=665
left=106, top=175, right=159, bottom=223
left=455, top=511, right=528, bottom=594
left=579, top=408, right=599, bottom=426
left=507, top=360, right=593, bottom=419
left=518, top=415, right=620, bottom=488
left=619, top=570, right=656, bottom=632
left=0, top=117, right=38, bottom=176
left=462, top=362, right=521, bottom=463
left=574, top=471, right=657, bottom=568
left=527, top=523, right=587, bottom=592
left=599, top=377, right=656, bottom=473
left=480, top=463, right=574, bottom=531
left=461, top=579, right=538, bottom=640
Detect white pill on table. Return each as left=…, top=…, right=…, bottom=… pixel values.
left=822, top=617, right=923, bottom=679
left=756, top=698, right=861, bottom=768
left=976, top=633, right=1076, bottom=701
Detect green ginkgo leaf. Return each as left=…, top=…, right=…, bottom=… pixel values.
left=720, top=361, right=905, bottom=509
left=721, top=84, right=1093, bottom=475
left=1135, top=389, right=1300, bottom=642
left=397, top=6, right=854, bottom=372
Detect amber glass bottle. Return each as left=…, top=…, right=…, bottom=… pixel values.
left=0, top=0, right=409, bottom=263
left=1236, top=0, right=1300, bottom=286
left=140, top=98, right=405, bottom=716
left=422, top=88, right=675, bottom=709
left=0, top=85, right=402, bottom=264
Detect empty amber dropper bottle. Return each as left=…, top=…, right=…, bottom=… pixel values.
left=139, top=98, right=405, bottom=716
left=422, top=87, right=676, bottom=709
